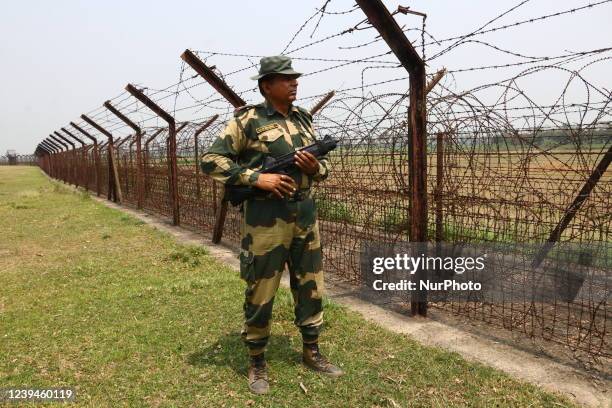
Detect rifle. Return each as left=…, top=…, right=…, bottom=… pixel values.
left=224, top=135, right=338, bottom=206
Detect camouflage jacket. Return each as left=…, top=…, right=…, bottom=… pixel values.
left=200, top=99, right=330, bottom=190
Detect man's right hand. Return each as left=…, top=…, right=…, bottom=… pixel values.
left=254, top=173, right=297, bottom=199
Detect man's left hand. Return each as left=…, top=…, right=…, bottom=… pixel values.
left=294, top=150, right=319, bottom=175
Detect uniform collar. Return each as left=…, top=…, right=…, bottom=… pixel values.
left=263, top=98, right=298, bottom=118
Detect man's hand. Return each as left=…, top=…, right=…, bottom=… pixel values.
left=294, top=150, right=319, bottom=175
left=254, top=173, right=298, bottom=199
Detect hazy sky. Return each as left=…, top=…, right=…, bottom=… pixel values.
left=1, top=0, right=610, bottom=155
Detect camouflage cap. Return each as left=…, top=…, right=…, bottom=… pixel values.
left=250, top=55, right=302, bottom=80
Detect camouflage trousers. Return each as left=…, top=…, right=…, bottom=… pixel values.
left=239, top=195, right=324, bottom=356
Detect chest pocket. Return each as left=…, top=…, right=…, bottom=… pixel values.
left=257, top=127, right=284, bottom=143
left=257, top=127, right=293, bottom=158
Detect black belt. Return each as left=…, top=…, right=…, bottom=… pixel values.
left=250, top=189, right=311, bottom=202
left=287, top=189, right=311, bottom=202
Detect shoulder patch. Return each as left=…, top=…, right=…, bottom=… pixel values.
left=256, top=123, right=280, bottom=134
left=233, top=104, right=255, bottom=118
left=295, top=105, right=312, bottom=117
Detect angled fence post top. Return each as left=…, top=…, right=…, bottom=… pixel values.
left=81, top=114, right=112, bottom=140
left=355, top=0, right=424, bottom=73
left=166, top=122, right=189, bottom=141
left=45, top=138, right=62, bottom=152
left=38, top=142, right=51, bottom=153
left=50, top=134, right=69, bottom=149
left=125, top=84, right=174, bottom=125
left=61, top=127, right=85, bottom=146
left=104, top=100, right=141, bottom=133
left=195, top=115, right=219, bottom=137
left=181, top=49, right=246, bottom=108
left=145, top=128, right=165, bottom=146
left=177, top=122, right=189, bottom=133
left=45, top=142, right=59, bottom=153
left=116, top=135, right=133, bottom=148
left=41, top=140, right=58, bottom=153
left=129, top=136, right=140, bottom=148
left=54, top=131, right=75, bottom=148
left=37, top=144, right=51, bottom=154
left=70, top=121, right=98, bottom=145
left=425, top=68, right=446, bottom=95
left=310, top=91, right=335, bottom=116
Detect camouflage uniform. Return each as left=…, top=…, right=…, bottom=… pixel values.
left=200, top=99, right=330, bottom=356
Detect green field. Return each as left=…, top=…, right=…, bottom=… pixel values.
left=0, top=166, right=574, bottom=407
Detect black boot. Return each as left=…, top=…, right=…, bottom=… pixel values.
left=302, top=343, right=344, bottom=377
left=247, top=353, right=269, bottom=395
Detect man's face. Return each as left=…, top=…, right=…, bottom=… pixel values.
left=262, top=74, right=299, bottom=104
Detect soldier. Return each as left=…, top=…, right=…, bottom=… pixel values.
left=200, top=55, right=343, bottom=394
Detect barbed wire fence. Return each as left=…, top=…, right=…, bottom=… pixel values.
left=30, top=0, right=610, bottom=370
left=0, top=155, right=37, bottom=165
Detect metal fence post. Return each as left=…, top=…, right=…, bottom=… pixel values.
left=194, top=115, right=219, bottom=200
left=71, top=122, right=101, bottom=196
left=40, top=141, right=57, bottom=177
left=181, top=49, right=247, bottom=243
left=356, top=0, right=428, bottom=316
left=61, top=127, right=86, bottom=188
left=104, top=101, right=145, bottom=209
left=44, top=139, right=62, bottom=180
left=125, top=84, right=180, bottom=226
left=116, top=136, right=132, bottom=197
left=143, top=128, right=165, bottom=202
left=54, top=131, right=77, bottom=187
left=435, top=132, right=444, bottom=243
left=81, top=114, right=123, bottom=203
left=531, top=144, right=612, bottom=268
left=49, top=134, right=69, bottom=183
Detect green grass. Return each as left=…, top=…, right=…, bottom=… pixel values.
left=378, top=206, right=410, bottom=233
left=316, top=196, right=356, bottom=224
left=0, top=166, right=575, bottom=407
